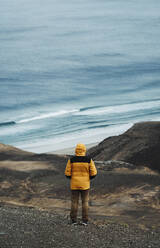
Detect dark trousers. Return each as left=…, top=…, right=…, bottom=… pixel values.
left=70, top=189, right=89, bottom=222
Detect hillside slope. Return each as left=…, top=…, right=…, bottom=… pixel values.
left=88, top=121, right=160, bottom=171
left=0, top=123, right=160, bottom=231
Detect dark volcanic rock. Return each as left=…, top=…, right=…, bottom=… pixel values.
left=95, top=160, right=136, bottom=171
left=88, top=122, right=160, bottom=171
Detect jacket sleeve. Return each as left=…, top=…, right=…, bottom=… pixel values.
left=89, top=159, right=97, bottom=179
left=65, top=159, right=72, bottom=178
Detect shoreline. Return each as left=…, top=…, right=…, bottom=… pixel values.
left=48, top=142, right=98, bottom=155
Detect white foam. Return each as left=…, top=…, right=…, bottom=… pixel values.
left=18, top=122, right=133, bottom=153
left=17, top=109, right=79, bottom=123
left=76, top=100, right=160, bottom=116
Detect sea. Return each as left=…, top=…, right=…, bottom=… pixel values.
left=1, top=0, right=160, bottom=153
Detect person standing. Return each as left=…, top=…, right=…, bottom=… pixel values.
left=65, top=143, right=97, bottom=225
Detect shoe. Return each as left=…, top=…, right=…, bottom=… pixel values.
left=71, top=221, right=78, bottom=226
left=82, top=221, right=88, bottom=226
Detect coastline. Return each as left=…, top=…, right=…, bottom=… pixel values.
left=0, top=121, right=160, bottom=247
left=48, top=142, right=98, bottom=155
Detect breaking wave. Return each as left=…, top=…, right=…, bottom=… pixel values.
left=17, top=109, right=79, bottom=123
left=78, top=100, right=160, bottom=116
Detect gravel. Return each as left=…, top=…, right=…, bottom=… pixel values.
left=0, top=204, right=160, bottom=248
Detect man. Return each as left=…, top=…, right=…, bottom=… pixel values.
left=65, top=143, right=97, bottom=225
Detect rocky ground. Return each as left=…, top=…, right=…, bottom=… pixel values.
left=0, top=157, right=159, bottom=248
left=0, top=203, right=160, bottom=248
left=0, top=122, right=160, bottom=247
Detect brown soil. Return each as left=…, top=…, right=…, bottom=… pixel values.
left=0, top=142, right=160, bottom=247
left=0, top=159, right=159, bottom=229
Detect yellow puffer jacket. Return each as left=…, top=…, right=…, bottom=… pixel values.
left=65, top=144, right=97, bottom=190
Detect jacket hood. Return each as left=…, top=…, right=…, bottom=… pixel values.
left=75, top=143, right=86, bottom=156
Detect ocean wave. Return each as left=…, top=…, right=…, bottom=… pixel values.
left=0, top=121, right=16, bottom=127
left=17, top=109, right=79, bottom=123
left=77, top=100, right=160, bottom=116
left=80, top=105, right=104, bottom=112
left=19, top=123, right=133, bottom=153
